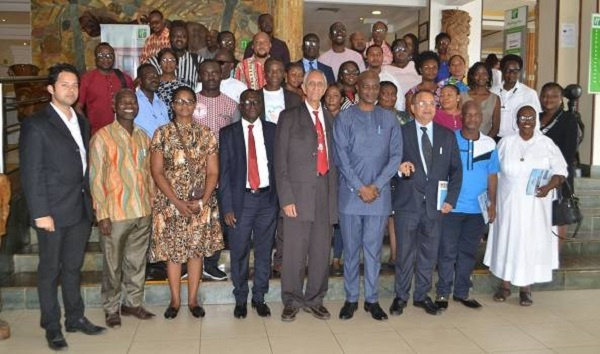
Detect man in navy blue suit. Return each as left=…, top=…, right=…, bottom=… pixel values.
left=297, top=33, right=335, bottom=84
left=219, top=89, right=278, bottom=319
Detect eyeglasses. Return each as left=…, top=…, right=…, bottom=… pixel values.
left=332, top=29, right=346, bottom=35
left=161, top=58, right=176, bottom=63
left=422, top=65, right=438, bottom=71
left=241, top=100, right=261, bottom=108
left=342, top=69, right=359, bottom=75
left=518, top=115, right=536, bottom=122
left=303, top=41, right=318, bottom=48
left=96, top=53, right=114, bottom=59
left=173, top=98, right=196, bottom=106
left=505, top=68, right=521, bottom=74
left=220, top=40, right=234, bottom=46
left=373, top=28, right=387, bottom=33
left=417, top=101, right=436, bottom=107
left=393, top=47, right=407, bottom=53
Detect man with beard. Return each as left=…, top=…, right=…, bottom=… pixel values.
left=319, top=22, right=366, bottom=81
left=333, top=71, right=402, bottom=321
left=366, top=45, right=405, bottom=110
left=196, top=49, right=247, bottom=103
left=387, top=39, right=421, bottom=96
left=198, top=29, right=220, bottom=60
left=365, top=21, right=393, bottom=65
left=235, top=32, right=271, bottom=90
left=148, top=21, right=201, bottom=88
left=90, top=89, right=156, bottom=329
left=140, top=10, right=170, bottom=63
left=349, top=32, right=367, bottom=54
left=135, top=64, right=169, bottom=138
left=243, top=13, right=290, bottom=65
left=296, top=33, right=335, bottom=84
left=76, top=42, right=134, bottom=135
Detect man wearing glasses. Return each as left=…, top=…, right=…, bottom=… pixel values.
left=296, top=33, right=335, bottom=84
left=76, top=42, right=134, bottom=135
left=319, top=22, right=366, bottom=81
left=219, top=90, right=278, bottom=319
left=195, top=48, right=247, bottom=103
left=135, top=64, right=169, bottom=138
left=490, top=54, right=542, bottom=138
left=365, top=21, right=393, bottom=65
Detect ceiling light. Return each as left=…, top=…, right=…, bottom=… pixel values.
left=23, top=42, right=28, bottom=46
left=372, top=10, right=382, bottom=15
left=359, top=17, right=364, bottom=21
left=1, top=19, right=6, bottom=22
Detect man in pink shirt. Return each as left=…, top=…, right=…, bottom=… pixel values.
left=319, top=22, right=366, bottom=81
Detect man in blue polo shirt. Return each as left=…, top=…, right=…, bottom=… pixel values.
left=435, top=100, right=499, bottom=310
left=135, top=63, right=169, bottom=138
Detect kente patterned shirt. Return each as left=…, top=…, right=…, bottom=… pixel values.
left=140, top=27, right=170, bottom=64
left=234, top=56, right=267, bottom=90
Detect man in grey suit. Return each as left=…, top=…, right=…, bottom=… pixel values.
left=333, top=71, right=402, bottom=321
left=390, top=90, right=462, bottom=316
left=275, top=70, right=338, bottom=322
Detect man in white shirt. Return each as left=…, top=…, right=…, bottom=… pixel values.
left=260, top=58, right=303, bottom=124
left=319, top=22, right=366, bottom=80
left=491, top=54, right=541, bottom=138
left=195, top=48, right=247, bottom=103
left=366, top=45, right=405, bottom=111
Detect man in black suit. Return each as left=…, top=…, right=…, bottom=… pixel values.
left=296, top=33, right=336, bottom=84
left=219, top=89, right=278, bottom=319
left=275, top=70, right=338, bottom=322
left=19, top=63, right=106, bottom=351
left=390, top=90, right=462, bottom=316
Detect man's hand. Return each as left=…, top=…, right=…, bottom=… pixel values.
left=35, top=216, right=55, bottom=232
left=441, top=202, right=453, bottom=214
left=282, top=204, right=297, bottom=218
left=359, top=185, right=379, bottom=203
left=487, top=204, right=497, bottom=224
left=98, top=218, right=112, bottom=236
left=399, top=162, right=416, bottom=176
left=224, top=212, right=237, bottom=228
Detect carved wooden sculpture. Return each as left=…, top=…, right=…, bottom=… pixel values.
left=441, top=9, right=471, bottom=65
left=0, top=174, right=10, bottom=340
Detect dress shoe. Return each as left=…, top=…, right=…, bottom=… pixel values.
left=272, top=264, right=282, bottom=278
left=203, top=266, right=228, bottom=281
left=389, top=298, right=407, bottom=316
left=330, top=262, right=343, bottom=276
left=105, top=312, right=121, bottom=328
left=234, top=303, right=247, bottom=319
left=453, top=296, right=482, bottom=309
left=45, top=329, right=68, bottom=351
left=435, top=295, right=449, bottom=310
left=303, top=305, right=331, bottom=320
left=65, top=317, right=107, bottom=335
left=164, top=306, right=179, bottom=319
left=251, top=300, right=271, bottom=317
left=413, top=297, right=441, bottom=315
left=338, top=301, right=358, bottom=320
left=121, top=305, right=156, bottom=320
left=189, top=305, right=206, bottom=318
left=364, top=302, right=388, bottom=321
left=281, top=306, right=299, bottom=322
left=519, top=292, right=533, bottom=306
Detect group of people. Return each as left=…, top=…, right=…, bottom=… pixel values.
left=18, top=9, right=580, bottom=351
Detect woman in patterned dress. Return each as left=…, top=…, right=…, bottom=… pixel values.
left=150, top=86, right=223, bottom=319
left=156, top=48, right=187, bottom=119
left=337, top=61, right=360, bottom=110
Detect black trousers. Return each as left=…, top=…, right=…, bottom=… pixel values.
left=36, top=217, right=91, bottom=330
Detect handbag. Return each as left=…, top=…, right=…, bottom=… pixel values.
left=173, top=122, right=204, bottom=201
left=552, top=180, right=583, bottom=238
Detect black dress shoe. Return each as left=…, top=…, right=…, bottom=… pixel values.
left=339, top=301, right=358, bottom=320
left=105, top=312, right=121, bottom=328
left=189, top=305, right=206, bottom=318
left=46, top=329, right=68, bottom=351
left=65, top=317, right=107, bottom=335
left=389, top=298, right=407, bottom=316
left=234, top=303, right=247, bottom=319
left=164, top=306, right=179, bottom=319
left=251, top=300, right=271, bottom=317
left=413, top=297, right=441, bottom=315
left=435, top=295, right=449, bottom=310
left=303, top=305, right=331, bottom=320
left=364, top=302, right=388, bottom=321
left=281, top=306, right=299, bottom=322
left=453, top=296, right=482, bottom=309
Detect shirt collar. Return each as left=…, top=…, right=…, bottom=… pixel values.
left=241, top=118, right=262, bottom=129
left=50, top=102, right=77, bottom=123
left=305, top=101, right=323, bottom=115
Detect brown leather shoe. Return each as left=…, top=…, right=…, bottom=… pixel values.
left=105, top=313, right=121, bottom=328
left=120, top=306, right=156, bottom=320
left=281, top=306, right=299, bottom=322
left=302, top=305, right=331, bottom=320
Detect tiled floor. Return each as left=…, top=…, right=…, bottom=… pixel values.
left=1, top=289, right=600, bottom=353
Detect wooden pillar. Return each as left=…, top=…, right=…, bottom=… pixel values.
left=441, top=10, right=471, bottom=65
left=274, top=0, right=303, bottom=62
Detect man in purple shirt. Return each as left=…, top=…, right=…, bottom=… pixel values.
left=243, top=13, right=290, bottom=65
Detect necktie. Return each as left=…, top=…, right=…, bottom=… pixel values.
left=309, top=61, right=315, bottom=70
left=314, top=111, right=329, bottom=175
left=247, top=124, right=260, bottom=190
left=420, top=127, right=433, bottom=174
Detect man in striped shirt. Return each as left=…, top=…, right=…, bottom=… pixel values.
left=235, top=32, right=270, bottom=90
left=90, top=89, right=156, bottom=329
left=140, top=10, right=170, bottom=64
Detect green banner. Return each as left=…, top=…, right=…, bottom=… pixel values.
left=589, top=14, right=600, bottom=94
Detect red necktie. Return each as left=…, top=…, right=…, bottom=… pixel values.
left=313, top=111, right=329, bottom=175
left=247, top=124, right=260, bottom=190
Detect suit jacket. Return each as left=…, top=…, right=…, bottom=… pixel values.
left=275, top=104, right=338, bottom=224
left=218, top=119, right=278, bottom=219
left=393, top=120, right=462, bottom=220
left=296, top=59, right=336, bottom=85
left=259, top=88, right=303, bottom=121
left=19, top=104, right=94, bottom=227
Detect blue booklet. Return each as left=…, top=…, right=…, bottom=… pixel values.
left=526, top=169, right=551, bottom=195
left=437, top=181, right=448, bottom=210
left=478, top=192, right=489, bottom=224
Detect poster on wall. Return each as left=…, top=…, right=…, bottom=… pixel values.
left=589, top=14, right=600, bottom=94
left=100, top=24, right=150, bottom=78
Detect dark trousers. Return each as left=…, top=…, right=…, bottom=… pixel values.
left=332, top=224, right=343, bottom=259
left=229, top=190, right=278, bottom=303
left=394, top=202, right=442, bottom=302
left=281, top=176, right=332, bottom=308
left=272, top=217, right=284, bottom=267
left=36, top=217, right=91, bottom=330
left=436, top=213, right=485, bottom=299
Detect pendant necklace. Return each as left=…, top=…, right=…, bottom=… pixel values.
left=518, top=139, right=534, bottom=162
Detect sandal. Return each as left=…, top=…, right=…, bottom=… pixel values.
left=519, top=292, right=533, bottom=306
left=493, top=287, right=511, bottom=302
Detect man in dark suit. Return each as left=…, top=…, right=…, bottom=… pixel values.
left=219, top=89, right=278, bottom=319
left=20, top=63, right=106, bottom=351
left=390, top=90, right=462, bottom=316
left=297, top=33, right=336, bottom=84
left=275, top=70, right=338, bottom=322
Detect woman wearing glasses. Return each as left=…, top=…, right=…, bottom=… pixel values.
left=150, top=86, right=223, bottom=319
left=337, top=61, right=360, bottom=110
left=156, top=48, right=187, bottom=119
left=484, top=104, right=567, bottom=306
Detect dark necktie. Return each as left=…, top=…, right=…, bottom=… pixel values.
left=314, top=111, right=329, bottom=175
left=309, top=61, right=315, bottom=70
left=247, top=124, right=260, bottom=190
left=420, top=126, right=433, bottom=174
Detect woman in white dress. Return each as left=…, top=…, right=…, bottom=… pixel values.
left=484, top=105, right=567, bottom=306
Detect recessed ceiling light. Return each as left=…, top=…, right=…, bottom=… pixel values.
left=23, top=42, right=28, bottom=46
left=359, top=17, right=364, bottom=21
left=372, top=10, right=382, bottom=15
left=1, top=19, right=6, bottom=22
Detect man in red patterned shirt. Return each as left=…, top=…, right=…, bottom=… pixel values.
left=140, top=10, right=170, bottom=64
left=235, top=32, right=271, bottom=90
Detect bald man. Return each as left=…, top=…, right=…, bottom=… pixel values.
left=243, top=13, right=290, bottom=65
left=235, top=32, right=271, bottom=89
left=333, top=71, right=402, bottom=321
